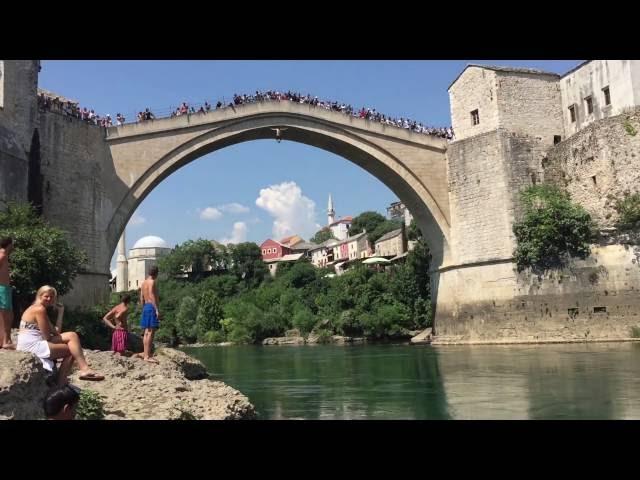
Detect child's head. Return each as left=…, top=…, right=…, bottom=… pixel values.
left=43, top=384, right=80, bottom=420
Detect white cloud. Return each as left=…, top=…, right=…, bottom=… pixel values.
left=255, top=181, right=317, bottom=239
left=220, top=222, right=248, bottom=245
left=129, top=213, right=146, bottom=226
left=219, top=203, right=250, bottom=214
left=199, top=207, right=223, bottom=221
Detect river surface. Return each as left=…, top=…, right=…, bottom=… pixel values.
left=182, top=342, right=640, bottom=419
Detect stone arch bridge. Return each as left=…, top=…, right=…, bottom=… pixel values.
left=105, top=101, right=452, bottom=271
left=0, top=60, right=565, bottom=340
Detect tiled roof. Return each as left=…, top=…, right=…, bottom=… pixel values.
left=375, top=228, right=403, bottom=244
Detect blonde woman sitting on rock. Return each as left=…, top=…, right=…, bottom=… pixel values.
left=17, top=285, right=104, bottom=385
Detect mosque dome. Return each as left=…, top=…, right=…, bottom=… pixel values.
left=132, top=235, right=169, bottom=249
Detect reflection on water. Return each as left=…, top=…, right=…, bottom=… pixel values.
left=182, top=342, right=640, bottom=420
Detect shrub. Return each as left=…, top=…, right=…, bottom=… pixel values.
left=202, top=330, right=225, bottom=344
left=292, top=308, right=317, bottom=335
left=624, top=119, right=638, bottom=137
left=513, top=185, right=594, bottom=270
left=62, top=307, right=112, bottom=351
left=614, top=192, right=640, bottom=231
left=76, top=389, right=105, bottom=420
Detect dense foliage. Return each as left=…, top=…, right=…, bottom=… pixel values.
left=310, top=228, right=336, bottom=244
left=119, top=235, right=434, bottom=345
left=0, top=203, right=87, bottom=311
left=513, top=185, right=595, bottom=270
left=348, top=211, right=402, bottom=244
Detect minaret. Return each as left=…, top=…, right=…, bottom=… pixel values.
left=327, top=193, right=335, bottom=226
left=116, top=230, right=128, bottom=292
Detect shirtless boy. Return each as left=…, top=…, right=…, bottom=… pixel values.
left=102, top=294, right=131, bottom=355
left=139, top=266, right=160, bottom=363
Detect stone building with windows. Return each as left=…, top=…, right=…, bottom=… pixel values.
left=114, top=235, right=171, bottom=292
left=374, top=228, right=406, bottom=258
left=560, top=60, right=640, bottom=138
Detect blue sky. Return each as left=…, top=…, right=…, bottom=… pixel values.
left=38, top=60, right=581, bottom=268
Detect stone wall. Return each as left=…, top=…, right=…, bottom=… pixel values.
left=36, top=111, right=114, bottom=305
left=434, top=243, right=640, bottom=343
left=449, top=67, right=499, bottom=141
left=447, top=129, right=540, bottom=265
left=496, top=72, right=563, bottom=145
left=0, top=61, right=39, bottom=209
left=543, top=107, right=640, bottom=227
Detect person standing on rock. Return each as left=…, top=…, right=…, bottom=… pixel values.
left=140, top=266, right=160, bottom=364
left=103, top=294, right=131, bottom=355
left=0, top=237, right=16, bottom=350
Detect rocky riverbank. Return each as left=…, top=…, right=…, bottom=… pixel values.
left=0, top=347, right=255, bottom=420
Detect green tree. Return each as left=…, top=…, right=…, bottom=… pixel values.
left=228, top=242, right=268, bottom=287
left=310, top=228, right=335, bottom=244
left=175, top=296, right=198, bottom=343
left=277, top=260, right=317, bottom=289
left=407, top=219, right=422, bottom=241
left=159, top=239, right=221, bottom=281
left=0, top=203, right=87, bottom=310
left=292, top=308, right=317, bottom=335
left=349, top=211, right=387, bottom=237
left=406, top=239, right=431, bottom=299
left=513, top=185, right=595, bottom=270
left=196, top=291, right=224, bottom=340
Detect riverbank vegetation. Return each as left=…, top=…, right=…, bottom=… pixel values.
left=147, top=237, right=432, bottom=346
left=2, top=201, right=432, bottom=348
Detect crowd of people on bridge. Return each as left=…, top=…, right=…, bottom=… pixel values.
left=38, top=88, right=454, bottom=140
left=37, top=93, right=118, bottom=127
left=136, top=90, right=454, bottom=140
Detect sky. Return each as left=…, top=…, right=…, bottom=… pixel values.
left=37, top=60, right=582, bottom=269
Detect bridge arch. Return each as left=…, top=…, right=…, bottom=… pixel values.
left=105, top=102, right=451, bottom=268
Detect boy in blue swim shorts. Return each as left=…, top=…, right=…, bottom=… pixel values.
left=139, top=265, right=160, bottom=363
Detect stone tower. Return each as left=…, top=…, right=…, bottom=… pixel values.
left=327, top=193, right=335, bottom=226
left=116, top=230, right=128, bottom=292
left=0, top=60, right=39, bottom=209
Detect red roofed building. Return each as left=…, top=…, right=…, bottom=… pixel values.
left=260, top=238, right=292, bottom=261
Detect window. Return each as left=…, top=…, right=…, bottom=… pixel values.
left=568, top=104, right=577, bottom=123
left=594, top=306, right=607, bottom=313
left=602, top=86, right=611, bottom=106
left=262, top=249, right=266, bottom=255
left=554, top=135, right=562, bottom=145
left=470, top=109, right=480, bottom=126
left=585, top=96, right=593, bottom=114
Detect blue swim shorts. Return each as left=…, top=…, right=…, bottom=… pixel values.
left=140, top=303, right=159, bottom=329
left=0, top=285, right=12, bottom=311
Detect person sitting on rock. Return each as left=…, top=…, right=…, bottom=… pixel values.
left=17, top=285, right=104, bottom=385
left=43, top=384, right=80, bottom=420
